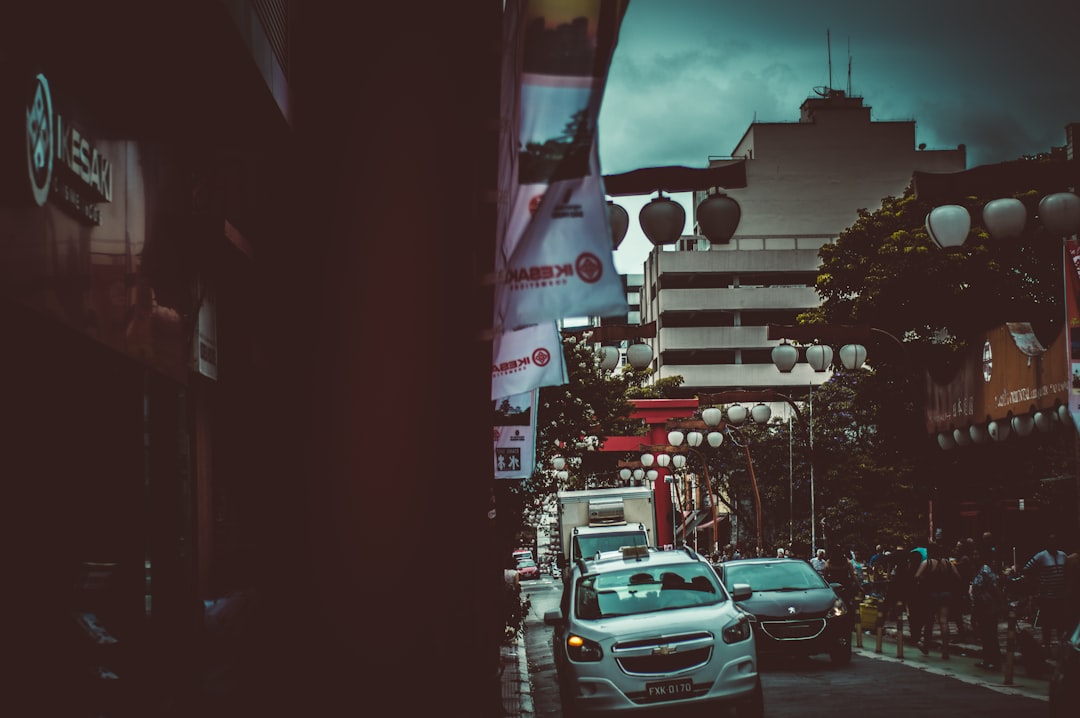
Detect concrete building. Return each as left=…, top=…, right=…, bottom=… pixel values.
left=639, top=89, right=967, bottom=400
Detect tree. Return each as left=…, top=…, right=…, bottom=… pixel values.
left=809, top=165, right=1076, bottom=550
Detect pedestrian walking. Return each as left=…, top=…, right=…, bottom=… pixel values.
left=915, top=541, right=962, bottom=659
left=810, top=548, right=826, bottom=574
left=969, top=546, right=1003, bottom=670
left=1021, top=532, right=1069, bottom=649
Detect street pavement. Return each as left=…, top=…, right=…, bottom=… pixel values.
left=500, top=576, right=1053, bottom=717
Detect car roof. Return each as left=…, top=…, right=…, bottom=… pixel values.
left=576, top=547, right=707, bottom=576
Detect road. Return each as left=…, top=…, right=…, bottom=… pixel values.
left=521, top=576, right=1048, bottom=717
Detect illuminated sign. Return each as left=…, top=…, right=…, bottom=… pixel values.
left=25, top=72, right=111, bottom=225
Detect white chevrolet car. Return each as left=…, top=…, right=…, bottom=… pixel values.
left=544, top=546, right=762, bottom=717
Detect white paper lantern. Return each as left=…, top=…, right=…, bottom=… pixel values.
left=926, top=204, right=971, bottom=249
left=982, top=197, right=1026, bottom=239
left=1038, top=192, right=1080, bottom=237
left=988, top=419, right=1011, bottom=442
left=771, top=341, right=799, bottom=372
left=937, top=432, right=955, bottom=450
left=806, top=344, right=833, bottom=372
left=626, top=343, right=652, bottom=370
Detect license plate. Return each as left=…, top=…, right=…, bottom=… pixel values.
left=645, top=678, right=693, bottom=700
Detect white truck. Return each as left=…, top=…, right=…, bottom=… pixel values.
left=557, top=486, right=656, bottom=566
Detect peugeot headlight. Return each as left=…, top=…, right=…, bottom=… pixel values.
left=566, top=633, right=603, bottom=662
left=828, top=597, right=848, bottom=619
left=722, top=614, right=752, bottom=644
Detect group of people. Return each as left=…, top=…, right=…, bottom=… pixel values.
left=876, top=532, right=1080, bottom=671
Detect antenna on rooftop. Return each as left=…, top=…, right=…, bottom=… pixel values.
left=827, top=29, right=832, bottom=91
left=847, top=37, right=852, bottom=95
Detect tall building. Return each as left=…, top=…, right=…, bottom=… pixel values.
left=639, top=89, right=966, bottom=399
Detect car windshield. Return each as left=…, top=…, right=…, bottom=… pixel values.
left=518, top=561, right=536, bottom=569
left=574, top=562, right=724, bottom=619
left=721, top=561, right=828, bottom=592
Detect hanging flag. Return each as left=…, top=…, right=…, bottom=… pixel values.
left=492, top=321, right=568, bottom=400
left=1065, top=238, right=1080, bottom=432
left=494, top=0, right=629, bottom=331
left=494, top=389, right=538, bottom=480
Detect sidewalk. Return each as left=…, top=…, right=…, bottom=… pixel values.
left=855, top=612, right=1052, bottom=702
left=501, top=633, right=533, bottom=718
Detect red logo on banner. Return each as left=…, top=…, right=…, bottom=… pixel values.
left=532, top=347, right=551, bottom=367
left=576, top=252, right=603, bottom=283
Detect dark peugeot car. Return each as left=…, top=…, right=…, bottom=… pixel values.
left=713, top=557, right=854, bottom=665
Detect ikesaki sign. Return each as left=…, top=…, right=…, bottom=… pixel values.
left=26, top=72, right=112, bottom=225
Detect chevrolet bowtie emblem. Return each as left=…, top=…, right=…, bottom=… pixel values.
left=788, top=607, right=797, bottom=615
left=653, top=645, right=677, bottom=656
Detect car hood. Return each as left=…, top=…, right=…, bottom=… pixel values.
left=577, top=604, right=737, bottom=642
left=735, top=588, right=837, bottom=619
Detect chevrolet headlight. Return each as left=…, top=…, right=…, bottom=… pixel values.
left=722, top=614, right=752, bottom=644
left=566, top=633, right=603, bottom=662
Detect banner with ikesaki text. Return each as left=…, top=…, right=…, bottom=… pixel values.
left=494, top=0, right=629, bottom=333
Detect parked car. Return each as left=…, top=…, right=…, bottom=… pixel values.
left=544, top=545, right=762, bottom=717
left=512, top=549, right=533, bottom=564
left=1050, top=620, right=1080, bottom=717
left=550, top=564, right=562, bottom=580
left=713, top=557, right=854, bottom=666
left=516, top=560, right=541, bottom=581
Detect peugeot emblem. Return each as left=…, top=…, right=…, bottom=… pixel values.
left=787, top=606, right=797, bottom=615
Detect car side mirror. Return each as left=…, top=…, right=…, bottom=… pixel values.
left=543, top=609, right=564, bottom=626
left=730, top=583, right=752, bottom=601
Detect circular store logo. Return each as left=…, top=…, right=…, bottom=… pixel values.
left=532, top=347, right=551, bottom=367
left=982, top=341, right=993, bottom=383
left=575, top=252, right=603, bottom=284
left=26, top=73, right=54, bottom=207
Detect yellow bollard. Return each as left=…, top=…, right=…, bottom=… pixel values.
left=875, top=615, right=883, bottom=653
left=1003, top=606, right=1015, bottom=686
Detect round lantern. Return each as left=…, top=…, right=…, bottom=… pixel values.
left=952, top=428, right=971, bottom=447
left=626, top=343, right=652, bottom=370
left=982, top=197, right=1026, bottom=239
left=988, top=419, right=1011, bottom=442
left=751, top=403, right=772, bottom=424
left=1012, top=413, right=1035, bottom=438
left=806, top=343, right=833, bottom=372
left=937, top=432, right=955, bottom=450
left=839, top=343, right=867, bottom=371
left=1038, top=192, right=1080, bottom=237
left=726, top=404, right=748, bottom=425
left=598, top=346, right=619, bottom=371
left=695, top=192, right=741, bottom=244
left=926, top=204, right=971, bottom=250
left=771, top=341, right=798, bottom=373
left=639, top=194, right=685, bottom=246
left=969, top=424, right=988, bottom=444
left=607, top=201, right=630, bottom=249
left=701, top=407, right=723, bottom=427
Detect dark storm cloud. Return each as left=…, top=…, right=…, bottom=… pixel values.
left=601, top=0, right=1080, bottom=172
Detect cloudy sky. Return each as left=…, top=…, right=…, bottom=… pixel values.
left=599, top=0, right=1080, bottom=273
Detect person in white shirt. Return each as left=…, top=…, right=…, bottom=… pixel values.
left=810, top=548, right=827, bottom=574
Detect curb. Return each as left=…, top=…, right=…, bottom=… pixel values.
left=515, top=632, right=534, bottom=718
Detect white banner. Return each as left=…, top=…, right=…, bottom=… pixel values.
left=494, top=390, right=537, bottom=480
left=492, top=321, right=567, bottom=400
left=494, top=0, right=629, bottom=331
